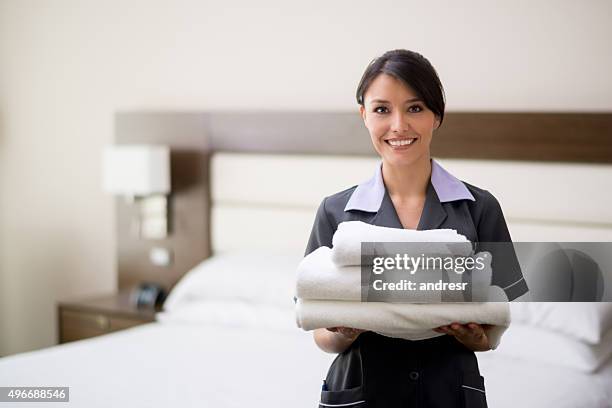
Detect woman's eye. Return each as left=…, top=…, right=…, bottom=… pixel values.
left=408, top=105, right=423, bottom=113
left=373, top=106, right=388, bottom=114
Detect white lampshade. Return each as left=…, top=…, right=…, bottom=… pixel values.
left=103, top=145, right=170, bottom=196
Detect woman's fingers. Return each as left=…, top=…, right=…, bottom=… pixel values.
left=332, top=324, right=487, bottom=340
left=332, top=327, right=366, bottom=339
left=339, top=328, right=358, bottom=336
left=434, top=323, right=491, bottom=351
left=326, top=327, right=355, bottom=336
left=437, top=323, right=482, bottom=338
left=453, top=323, right=482, bottom=339
left=466, top=323, right=486, bottom=339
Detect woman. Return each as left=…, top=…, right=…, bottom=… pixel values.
left=305, top=50, right=528, bottom=407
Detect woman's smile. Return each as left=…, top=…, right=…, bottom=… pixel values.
left=385, top=137, right=418, bottom=149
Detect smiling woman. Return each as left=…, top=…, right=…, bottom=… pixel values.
left=354, top=51, right=447, bottom=231
left=307, top=49, right=529, bottom=408
left=360, top=73, right=437, bottom=180
left=356, top=52, right=444, bottom=172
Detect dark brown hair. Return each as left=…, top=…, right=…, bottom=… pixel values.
left=356, top=49, right=446, bottom=125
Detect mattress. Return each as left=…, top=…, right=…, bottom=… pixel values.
left=1, top=320, right=611, bottom=408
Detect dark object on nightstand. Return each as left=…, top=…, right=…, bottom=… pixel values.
left=129, top=282, right=167, bottom=310
left=57, top=292, right=160, bottom=344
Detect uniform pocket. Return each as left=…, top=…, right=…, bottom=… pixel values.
left=319, top=385, right=367, bottom=407
left=461, top=373, right=488, bottom=408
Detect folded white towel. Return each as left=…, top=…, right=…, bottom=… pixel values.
left=295, top=299, right=510, bottom=349
left=296, top=246, right=364, bottom=301
left=331, top=221, right=473, bottom=266
left=297, top=246, right=497, bottom=303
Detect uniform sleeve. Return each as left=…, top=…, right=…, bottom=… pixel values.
left=476, top=192, right=529, bottom=301
left=304, top=197, right=335, bottom=257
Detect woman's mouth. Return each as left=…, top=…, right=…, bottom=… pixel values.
left=385, top=138, right=417, bottom=149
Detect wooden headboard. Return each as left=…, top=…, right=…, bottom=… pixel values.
left=113, top=111, right=612, bottom=291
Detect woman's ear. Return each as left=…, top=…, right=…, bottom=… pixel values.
left=359, top=105, right=367, bottom=123
left=434, top=116, right=441, bottom=130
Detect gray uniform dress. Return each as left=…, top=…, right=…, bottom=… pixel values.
left=305, top=160, right=528, bottom=408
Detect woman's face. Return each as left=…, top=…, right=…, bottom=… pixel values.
left=360, top=73, right=440, bottom=168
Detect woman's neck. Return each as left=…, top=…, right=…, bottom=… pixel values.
left=381, top=157, right=431, bottom=200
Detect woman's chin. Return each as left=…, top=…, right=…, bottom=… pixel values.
left=383, top=154, right=422, bottom=168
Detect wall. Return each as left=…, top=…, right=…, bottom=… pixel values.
left=0, top=0, right=611, bottom=356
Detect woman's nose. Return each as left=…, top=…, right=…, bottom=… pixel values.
left=391, top=111, right=410, bottom=133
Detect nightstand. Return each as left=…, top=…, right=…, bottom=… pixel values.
left=57, top=292, right=159, bottom=344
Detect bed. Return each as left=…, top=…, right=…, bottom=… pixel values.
left=1, top=318, right=611, bottom=408
left=2, top=280, right=612, bottom=408
left=2, top=112, right=612, bottom=407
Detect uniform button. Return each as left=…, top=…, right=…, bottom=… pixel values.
left=409, top=371, right=419, bottom=381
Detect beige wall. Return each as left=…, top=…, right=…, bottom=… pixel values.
left=1, top=0, right=611, bottom=356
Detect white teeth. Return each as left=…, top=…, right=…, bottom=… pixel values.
left=388, top=138, right=416, bottom=147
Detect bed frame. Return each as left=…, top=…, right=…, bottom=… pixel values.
left=113, top=111, right=612, bottom=291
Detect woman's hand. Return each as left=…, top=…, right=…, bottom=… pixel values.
left=326, top=327, right=366, bottom=342
left=314, top=327, right=367, bottom=354
left=433, top=322, right=491, bottom=352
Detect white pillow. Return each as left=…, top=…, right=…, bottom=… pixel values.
left=509, top=303, right=612, bottom=344
left=495, top=323, right=612, bottom=373
left=163, top=250, right=302, bottom=312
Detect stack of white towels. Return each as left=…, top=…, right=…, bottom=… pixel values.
left=295, top=221, right=511, bottom=349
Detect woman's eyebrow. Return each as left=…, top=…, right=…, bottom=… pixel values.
left=370, top=98, right=422, bottom=104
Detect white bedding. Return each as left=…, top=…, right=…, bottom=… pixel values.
left=3, top=247, right=612, bottom=407
left=1, top=319, right=611, bottom=408
left=480, top=352, right=612, bottom=408
left=0, top=322, right=334, bottom=408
